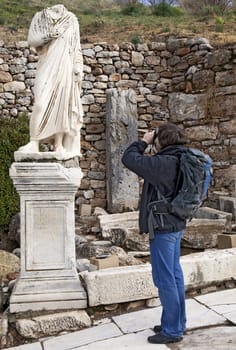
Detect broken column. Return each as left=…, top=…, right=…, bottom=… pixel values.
left=106, top=88, right=139, bottom=213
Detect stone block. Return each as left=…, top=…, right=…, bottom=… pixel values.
left=16, top=311, right=91, bottom=339
left=218, top=233, right=236, bottom=249
left=79, top=204, right=92, bottom=216
left=81, top=265, right=157, bottom=306
left=195, top=206, right=232, bottom=231
left=90, top=255, right=119, bottom=270
left=219, top=196, right=236, bottom=220
left=99, top=211, right=139, bottom=238
left=81, top=248, right=236, bottom=306
left=182, top=248, right=236, bottom=289
left=183, top=218, right=226, bottom=249
left=98, top=211, right=150, bottom=251
left=0, top=250, right=20, bottom=278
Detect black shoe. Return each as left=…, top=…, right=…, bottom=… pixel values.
left=153, top=324, right=187, bottom=335
left=153, top=325, right=162, bottom=333
left=148, top=333, right=183, bottom=344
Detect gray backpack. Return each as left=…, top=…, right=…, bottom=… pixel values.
left=147, top=148, right=213, bottom=235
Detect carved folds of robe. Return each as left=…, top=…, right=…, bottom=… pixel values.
left=28, top=5, right=83, bottom=155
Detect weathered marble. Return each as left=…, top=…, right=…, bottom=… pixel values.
left=106, top=88, right=139, bottom=213
left=16, top=311, right=91, bottom=339
left=9, top=162, right=87, bottom=312
left=183, top=218, right=226, bottom=249
left=81, top=248, right=236, bottom=307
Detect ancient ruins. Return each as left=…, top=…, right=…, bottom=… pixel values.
left=0, top=34, right=236, bottom=345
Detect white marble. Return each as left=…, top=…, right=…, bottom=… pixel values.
left=113, top=306, right=161, bottom=334
left=9, top=162, right=86, bottom=312
left=14, top=151, right=80, bottom=162
left=5, top=343, right=42, bottom=350
left=81, top=248, right=236, bottom=307
left=186, top=299, right=227, bottom=329
left=112, top=298, right=226, bottom=334
left=18, top=5, right=83, bottom=157
left=181, top=248, right=236, bottom=289
left=75, top=330, right=167, bottom=350
left=43, top=323, right=122, bottom=350
left=174, top=326, right=236, bottom=349
left=195, top=289, right=236, bottom=324
left=81, top=264, right=157, bottom=307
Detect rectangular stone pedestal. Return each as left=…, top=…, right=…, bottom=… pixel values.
left=9, top=162, right=87, bottom=312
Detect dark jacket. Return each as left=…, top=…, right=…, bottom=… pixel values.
left=122, top=140, right=187, bottom=235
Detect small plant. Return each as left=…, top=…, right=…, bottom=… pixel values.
left=188, top=24, right=201, bottom=33
left=153, top=3, right=184, bottom=17
left=161, top=26, right=171, bottom=33
left=121, top=3, right=147, bottom=16
left=215, top=16, right=224, bottom=32
left=130, top=33, right=143, bottom=45
left=0, top=113, right=29, bottom=229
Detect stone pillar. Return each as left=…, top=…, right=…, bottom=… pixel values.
left=106, top=88, right=139, bottom=213
left=9, top=162, right=87, bottom=312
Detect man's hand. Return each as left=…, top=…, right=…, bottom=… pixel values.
left=142, top=131, right=155, bottom=145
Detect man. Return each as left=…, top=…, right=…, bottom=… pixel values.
left=122, top=122, right=187, bottom=344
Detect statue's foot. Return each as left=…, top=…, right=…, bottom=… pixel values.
left=54, top=145, right=66, bottom=153
left=18, top=141, right=39, bottom=153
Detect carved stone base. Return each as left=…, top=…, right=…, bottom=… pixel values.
left=10, top=278, right=87, bottom=313
left=9, top=162, right=87, bottom=312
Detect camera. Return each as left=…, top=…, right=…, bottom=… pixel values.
left=152, top=128, right=159, bottom=146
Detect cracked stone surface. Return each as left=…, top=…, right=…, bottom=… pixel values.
left=195, top=289, right=236, bottom=324
left=5, top=289, right=236, bottom=350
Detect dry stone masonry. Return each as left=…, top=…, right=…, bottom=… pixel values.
left=0, top=37, right=236, bottom=220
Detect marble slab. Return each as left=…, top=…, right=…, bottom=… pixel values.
left=74, top=330, right=167, bottom=350
left=43, top=323, right=122, bottom=350
left=195, top=289, right=236, bottom=324
left=5, top=343, right=42, bottom=350
left=174, top=326, right=236, bottom=350
left=112, top=298, right=227, bottom=334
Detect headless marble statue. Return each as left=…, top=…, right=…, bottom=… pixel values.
left=19, top=5, right=83, bottom=156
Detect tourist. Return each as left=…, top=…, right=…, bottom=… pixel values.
left=122, top=122, right=187, bottom=344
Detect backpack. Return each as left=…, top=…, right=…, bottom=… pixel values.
left=148, top=148, right=213, bottom=224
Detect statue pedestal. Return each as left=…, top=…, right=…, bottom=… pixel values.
left=9, top=162, right=87, bottom=312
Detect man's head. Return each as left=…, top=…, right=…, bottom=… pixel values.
left=155, top=123, right=187, bottom=149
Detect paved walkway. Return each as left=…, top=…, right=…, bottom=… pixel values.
left=7, top=288, right=236, bottom=350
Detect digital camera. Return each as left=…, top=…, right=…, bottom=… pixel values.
left=152, top=128, right=159, bottom=146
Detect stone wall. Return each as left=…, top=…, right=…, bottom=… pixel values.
left=0, top=37, right=236, bottom=220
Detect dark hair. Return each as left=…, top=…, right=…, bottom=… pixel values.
left=157, top=123, right=187, bottom=148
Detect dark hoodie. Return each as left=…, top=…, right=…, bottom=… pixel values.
left=122, top=140, right=187, bottom=235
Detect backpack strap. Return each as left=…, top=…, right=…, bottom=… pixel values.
left=147, top=154, right=181, bottom=235
left=147, top=186, right=173, bottom=237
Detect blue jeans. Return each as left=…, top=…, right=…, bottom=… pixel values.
left=150, top=230, right=186, bottom=338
